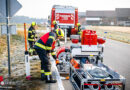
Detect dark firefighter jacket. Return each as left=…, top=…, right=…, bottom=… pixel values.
left=28, top=26, right=37, bottom=41
left=34, top=32, right=57, bottom=59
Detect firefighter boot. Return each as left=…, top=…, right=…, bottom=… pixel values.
left=41, top=73, right=45, bottom=81
left=29, top=48, right=33, bottom=56
left=45, top=75, right=57, bottom=83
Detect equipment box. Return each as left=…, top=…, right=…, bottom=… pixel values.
left=81, top=30, right=97, bottom=45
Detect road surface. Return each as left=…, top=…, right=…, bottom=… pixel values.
left=104, top=39, right=130, bottom=90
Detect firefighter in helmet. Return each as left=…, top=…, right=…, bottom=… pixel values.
left=76, top=23, right=82, bottom=35
left=53, top=20, right=58, bottom=31
left=28, top=22, right=37, bottom=55
left=34, top=28, right=64, bottom=83
left=53, top=20, right=60, bottom=46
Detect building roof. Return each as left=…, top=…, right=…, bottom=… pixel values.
left=86, top=10, right=116, bottom=17
left=116, top=8, right=130, bottom=17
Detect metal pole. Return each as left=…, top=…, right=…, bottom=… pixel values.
left=65, top=28, right=67, bottom=43
left=6, top=0, right=11, bottom=77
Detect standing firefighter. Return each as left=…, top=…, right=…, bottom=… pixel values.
left=76, top=23, right=82, bottom=35
left=28, top=22, right=37, bottom=55
left=34, top=28, right=64, bottom=83
left=53, top=20, right=60, bottom=46
left=53, top=20, right=58, bottom=31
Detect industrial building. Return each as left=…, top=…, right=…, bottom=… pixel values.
left=79, top=8, right=130, bottom=26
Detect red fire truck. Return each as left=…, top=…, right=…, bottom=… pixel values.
left=50, top=5, right=78, bottom=37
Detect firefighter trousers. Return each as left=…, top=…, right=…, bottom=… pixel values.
left=28, top=41, right=35, bottom=48
left=35, top=49, right=51, bottom=72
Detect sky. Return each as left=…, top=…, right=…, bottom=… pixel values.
left=16, top=0, right=130, bottom=19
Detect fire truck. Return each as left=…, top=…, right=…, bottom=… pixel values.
left=50, top=5, right=78, bottom=37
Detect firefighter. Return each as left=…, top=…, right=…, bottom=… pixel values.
left=76, top=23, right=82, bottom=35
left=53, top=20, right=60, bottom=46
left=34, top=28, right=64, bottom=83
left=28, top=22, right=37, bottom=55
left=53, top=20, right=58, bottom=31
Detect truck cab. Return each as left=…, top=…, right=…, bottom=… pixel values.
left=50, top=5, right=78, bottom=37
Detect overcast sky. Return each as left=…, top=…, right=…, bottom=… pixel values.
left=16, top=0, right=130, bottom=19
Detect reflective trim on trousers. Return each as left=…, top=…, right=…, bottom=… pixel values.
left=45, top=72, right=52, bottom=75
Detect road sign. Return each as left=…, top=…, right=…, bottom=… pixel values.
left=1, top=25, right=17, bottom=35
left=0, top=0, right=22, bottom=17
left=0, top=0, right=6, bottom=17
left=10, top=0, right=22, bottom=17
left=104, top=32, right=108, bottom=34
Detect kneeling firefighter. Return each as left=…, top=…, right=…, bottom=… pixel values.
left=34, top=28, right=64, bottom=83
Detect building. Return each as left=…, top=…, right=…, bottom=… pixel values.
left=86, top=10, right=116, bottom=26
left=78, top=12, right=86, bottom=25
left=116, top=8, right=130, bottom=26
left=79, top=8, right=130, bottom=26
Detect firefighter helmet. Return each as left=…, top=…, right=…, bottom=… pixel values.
left=53, top=20, right=56, bottom=25
left=56, top=28, right=64, bottom=37
left=77, top=23, right=81, bottom=26
left=31, top=22, right=36, bottom=26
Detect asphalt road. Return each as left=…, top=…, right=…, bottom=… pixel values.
left=103, top=39, right=130, bottom=90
